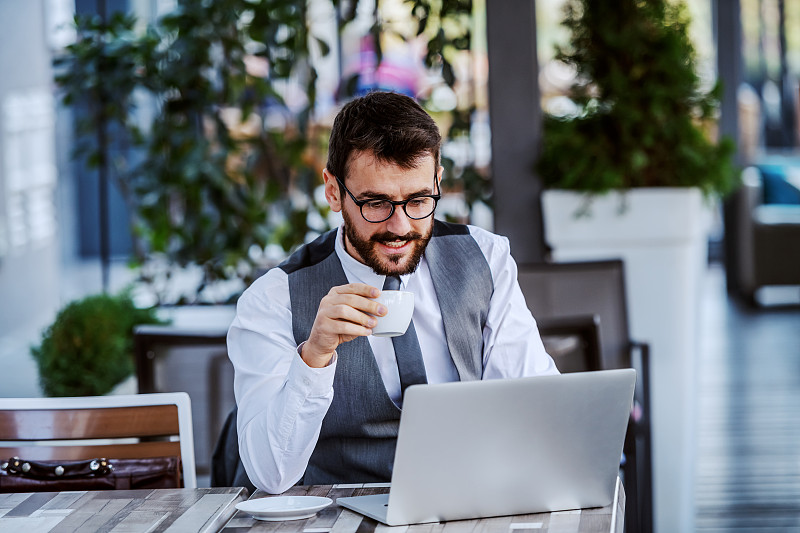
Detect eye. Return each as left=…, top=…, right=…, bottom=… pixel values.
left=406, top=198, right=426, bottom=208
left=365, top=200, right=389, bottom=210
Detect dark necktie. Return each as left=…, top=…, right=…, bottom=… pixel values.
left=383, top=275, right=428, bottom=398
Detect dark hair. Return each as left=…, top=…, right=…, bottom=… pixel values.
left=326, top=91, right=442, bottom=183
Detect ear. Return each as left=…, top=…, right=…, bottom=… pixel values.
left=437, top=165, right=444, bottom=188
left=323, top=168, right=342, bottom=212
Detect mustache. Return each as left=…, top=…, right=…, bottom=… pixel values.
left=371, top=231, right=424, bottom=244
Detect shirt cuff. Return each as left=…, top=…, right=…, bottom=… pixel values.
left=289, top=342, right=337, bottom=397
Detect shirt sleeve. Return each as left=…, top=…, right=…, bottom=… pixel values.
left=227, top=269, right=337, bottom=494
left=469, top=226, right=560, bottom=379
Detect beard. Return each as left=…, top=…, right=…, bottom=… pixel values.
left=342, top=209, right=433, bottom=276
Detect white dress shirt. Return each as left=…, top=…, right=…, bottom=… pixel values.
left=227, top=224, right=558, bottom=493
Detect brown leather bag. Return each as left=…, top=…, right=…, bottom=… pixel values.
left=0, top=456, right=181, bottom=492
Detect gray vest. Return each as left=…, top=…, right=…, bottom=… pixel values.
left=280, top=220, right=493, bottom=484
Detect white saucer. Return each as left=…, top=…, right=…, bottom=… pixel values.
left=236, top=496, right=333, bottom=521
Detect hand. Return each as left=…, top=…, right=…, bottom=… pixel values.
left=302, top=283, right=387, bottom=368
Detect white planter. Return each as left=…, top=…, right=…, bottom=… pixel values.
left=110, top=375, right=138, bottom=395
left=542, top=187, right=711, bottom=533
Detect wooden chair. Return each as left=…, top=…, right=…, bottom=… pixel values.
left=0, top=392, right=196, bottom=488
left=518, top=260, right=652, bottom=533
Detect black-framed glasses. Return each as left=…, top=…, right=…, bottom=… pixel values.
left=335, top=172, right=441, bottom=223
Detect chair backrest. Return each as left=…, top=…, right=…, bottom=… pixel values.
left=518, top=260, right=632, bottom=370
left=0, top=392, right=196, bottom=488
left=536, top=315, right=602, bottom=373
left=210, top=406, right=256, bottom=494
left=520, top=260, right=653, bottom=533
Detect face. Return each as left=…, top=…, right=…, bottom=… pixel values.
left=324, top=151, right=441, bottom=276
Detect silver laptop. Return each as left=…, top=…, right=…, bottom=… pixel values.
left=337, top=368, right=635, bottom=525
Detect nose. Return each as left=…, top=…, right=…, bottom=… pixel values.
left=384, top=204, right=413, bottom=235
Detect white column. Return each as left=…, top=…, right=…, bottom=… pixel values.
left=543, top=188, right=711, bottom=533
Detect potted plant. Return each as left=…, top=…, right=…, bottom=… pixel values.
left=535, top=2, right=736, bottom=531
left=537, top=0, right=736, bottom=237
left=31, top=291, right=164, bottom=397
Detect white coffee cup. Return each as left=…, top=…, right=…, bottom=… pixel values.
left=372, top=290, right=414, bottom=337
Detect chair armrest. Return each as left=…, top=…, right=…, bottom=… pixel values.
left=629, top=340, right=650, bottom=426
left=627, top=339, right=653, bottom=533
left=734, top=168, right=764, bottom=295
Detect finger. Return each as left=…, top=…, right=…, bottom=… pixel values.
left=308, top=315, right=373, bottom=350
left=325, top=303, right=379, bottom=329
left=333, top=321, right=374, bottom=339
left=313, top=318, right=373, bottom=338
left=323, top=292, right=387, bottom=317
left=330, top=283, right=381, bottom=298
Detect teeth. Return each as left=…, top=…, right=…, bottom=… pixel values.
left=384, top=241, right=406, bottom=248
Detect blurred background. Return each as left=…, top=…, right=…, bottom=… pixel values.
left=1, top=1, right=799, bottom=532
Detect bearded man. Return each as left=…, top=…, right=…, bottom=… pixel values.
left=227, top=91, right=558, bottom=494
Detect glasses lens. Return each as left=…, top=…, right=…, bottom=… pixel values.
left=404, top=197, right=437, bottom=219
left=362, top=200, right=393, bottom=222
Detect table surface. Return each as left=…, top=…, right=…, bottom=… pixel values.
left=0, top=487, right=246, bottom=533
left=222, top=481, right=625, bottom=533
left=0, top=481, right=623, bottom=533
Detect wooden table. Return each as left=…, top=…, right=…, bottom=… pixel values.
left=222, top=481, right=625, bottom=533
left=0, top=487, right=246, bottom=533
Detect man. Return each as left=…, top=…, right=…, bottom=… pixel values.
left=227, top=91, right=557, bottom=494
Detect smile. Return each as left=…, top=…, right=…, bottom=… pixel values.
left=378, top=240, right=411, bottom=252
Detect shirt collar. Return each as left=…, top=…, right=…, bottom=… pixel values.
left=334, top=225, right=412, bottom=289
